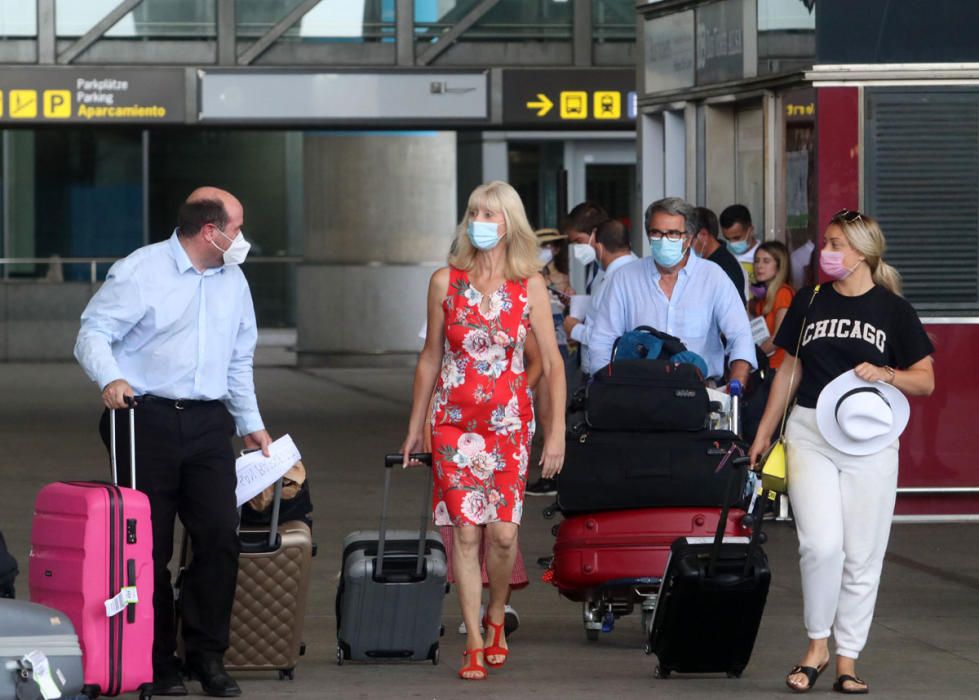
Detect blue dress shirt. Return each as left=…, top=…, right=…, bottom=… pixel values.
left=569, top=252, right=639, bottom=370
left=75, top=232, right=264, bottom=436
left=586, top=253, right=756, bottom=378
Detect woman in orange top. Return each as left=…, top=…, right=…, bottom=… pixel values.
left=750, top=241, right=794, bottom=369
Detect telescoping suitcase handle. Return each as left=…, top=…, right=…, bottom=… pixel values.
left=109, top=396, right=137, bottom=489
left=378, top=453, right=433, bottom=579
left=707, top=386, right=766, bottom=578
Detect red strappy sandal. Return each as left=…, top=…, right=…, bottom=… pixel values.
left=483, top=617, right=509, bottom=668
left=459, top=648, right=487, bottom=680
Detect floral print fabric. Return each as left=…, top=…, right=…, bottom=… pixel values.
left=432, top=267, right=535, bottom=526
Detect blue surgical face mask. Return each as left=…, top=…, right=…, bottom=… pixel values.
left=467, top=220, right=501, bottom=251
left=726, top=239, right=750, bottom=256
left=649, top=237, right=686, bottom=268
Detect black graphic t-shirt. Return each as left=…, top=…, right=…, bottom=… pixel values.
left=774, top=283, right=934, bottom=408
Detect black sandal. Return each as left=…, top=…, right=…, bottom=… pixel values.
left=785, top=661, right=829, bottom=693
left=833, top=674, right=869, bottom=694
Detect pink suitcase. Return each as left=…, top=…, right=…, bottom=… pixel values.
left=30, top=405, right=154, bottom=699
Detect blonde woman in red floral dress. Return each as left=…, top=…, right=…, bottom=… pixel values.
left=402, top=181, right=566, bottom=681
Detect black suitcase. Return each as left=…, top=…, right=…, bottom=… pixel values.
left=557, top=428, right=748, bottom=515
left=585, top=360, right=709, bottom=432
left=645, top=458, right=770, bottom=679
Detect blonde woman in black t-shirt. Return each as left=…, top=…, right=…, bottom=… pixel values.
left=748, top=210, right=935, bottom=695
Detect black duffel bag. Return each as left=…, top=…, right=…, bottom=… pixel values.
left=585, top=359, right=710, bottom=432
left=557, top=427, right=748, bottom=515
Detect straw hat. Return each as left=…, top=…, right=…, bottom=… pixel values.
left=535, top=228, right=566, bottom=244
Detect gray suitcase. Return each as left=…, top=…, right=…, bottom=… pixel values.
left=0, top=599, right=85, bottom=700
left=335, top=453, right=447, bottom=665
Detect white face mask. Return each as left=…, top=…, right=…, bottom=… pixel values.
left=538, top=247, right=554, bottom=266
left=571, top=243, right=597, bottom=267
left=210, top=228, right=251, bottom=266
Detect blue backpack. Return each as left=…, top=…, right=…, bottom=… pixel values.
left=610, top=326, right=708, bottom=378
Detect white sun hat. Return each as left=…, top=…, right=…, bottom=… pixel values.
left=815, top=369, right=911, bottom=456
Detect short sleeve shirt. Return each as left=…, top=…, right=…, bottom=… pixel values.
left=774, top=283, right=934, bottom=408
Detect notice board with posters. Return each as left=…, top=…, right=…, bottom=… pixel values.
left=0, top=68, right=187, bottom=124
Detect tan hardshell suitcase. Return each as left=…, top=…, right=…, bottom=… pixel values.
left=179, top=479, right=315, bottom=680
left=226, top=516, right=314, bottom=679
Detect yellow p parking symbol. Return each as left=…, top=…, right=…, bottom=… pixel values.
left=44, top=90, right=71, bottom=118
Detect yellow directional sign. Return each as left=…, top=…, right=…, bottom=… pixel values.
left=526, top=93, right=553, bottom=117
left=560, top=91, right=588, bottom=119
left=504, top=69, right=634, bottom=125
left=10, top=90, right=37, bottom=118
left=594, top=91, right=621, bottom=120
left=44, top=90, right=71, bottom=118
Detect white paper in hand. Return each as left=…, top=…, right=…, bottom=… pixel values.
left=750, top=316, right=771, bottom=345
left=235, top=435, right=302, bottom=507
left=569, top=294, right=591, bottom=320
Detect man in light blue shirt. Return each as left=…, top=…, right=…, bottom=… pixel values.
left=564, top=218, right=638, bottom=371
left=75, top=187, right=270, bottom=698
left=586, top=197, right=755, bottom=385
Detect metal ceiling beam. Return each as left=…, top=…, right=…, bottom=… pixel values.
left=573, top=0, right=593, bottom=67
left=416, top=0, right=501, bottom=67
left=237, top=0, right=322, bottom=66
left=396, top=0, right=414, bottom=66
left=57, top=0, right=144, bottom=65
left=217, top=0, right=236, bottom=66
left=36, top=0, right=56, bottom=64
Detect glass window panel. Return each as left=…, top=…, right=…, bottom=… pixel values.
left=0, top=1, right=36, bottom=37
left=758, top=0, right=815, bottom=31
left=57, top=0, right=216, bottom=38
left=4, top=129, right=143, bottom=280
left=237, top=0, right=394, bottom=41
left=594, top=0, right=633, bottom=42
left=419, top=0, right=572, bottom=41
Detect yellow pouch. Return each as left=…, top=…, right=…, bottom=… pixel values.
left=761, top=439, right=788, bottom=494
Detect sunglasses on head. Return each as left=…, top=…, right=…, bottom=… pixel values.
left=832, top=208, right=864, bottom=223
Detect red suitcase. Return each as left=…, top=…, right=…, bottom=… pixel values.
left=551, top=507, right=750, bottom=600
left=549, top=506, right=751, bottom=642
left=30, top=405, right=154, bottom=699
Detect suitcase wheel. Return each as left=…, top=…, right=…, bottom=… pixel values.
left=82, top=684, right=101, bottom=699
left=727, top=669, right=743, bottom=679
left=542, top=505, right=558, bottom=519
left=138, top=683, right=154, bottom=700
left=278, top=668, right=295, bottom=681
left=654, top=665, right=671, bottom=679
left=431, top=646, right=440, bottom=666
left=336, top=645, right=345, bottom=666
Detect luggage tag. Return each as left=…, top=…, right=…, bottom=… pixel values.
left=20, top=650, right=62, bottom=700
left=104, top=585, right=139, bottom=617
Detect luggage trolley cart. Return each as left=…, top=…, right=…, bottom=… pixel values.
left=549, top=385, right=754, bottom=643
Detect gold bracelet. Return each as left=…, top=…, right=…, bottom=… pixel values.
left=883, top=366, right=896, bottom=383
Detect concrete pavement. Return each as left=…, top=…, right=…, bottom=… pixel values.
left=1, top=362, right=977, bottom=699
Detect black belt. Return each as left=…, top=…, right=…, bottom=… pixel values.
left=137, top=394, right=221, bottom=410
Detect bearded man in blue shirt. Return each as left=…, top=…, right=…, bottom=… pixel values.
left=586, top=197, right=755, bottom=386
left=75, top=187, right=271, bottom=698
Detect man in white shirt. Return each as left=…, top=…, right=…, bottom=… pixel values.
left=720, top=204, right=761, bottom=283
left=587, top=197, right=755, bottom=384
left=563, top=218, right=637, bottom=371
left=75, top=188, right=270, bottom=697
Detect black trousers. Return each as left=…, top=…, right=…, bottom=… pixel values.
left=99, top=399, right=240, bottom=668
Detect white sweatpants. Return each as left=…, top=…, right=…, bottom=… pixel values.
left=785, top=406, right=898, bottom=659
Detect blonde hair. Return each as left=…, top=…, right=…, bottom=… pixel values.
left=448, top=181, right=540, bottom=281
left=832, top=212, right=903, bottom=296
left=755, top=241, right=791, bottom=315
